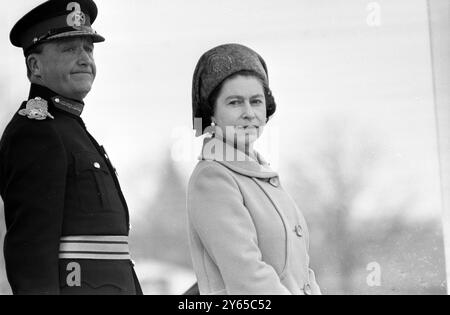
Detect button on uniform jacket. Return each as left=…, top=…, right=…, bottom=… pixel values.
left=0, top=84, right=141, bottom=295
left=187, top=137, right=321, bottom=295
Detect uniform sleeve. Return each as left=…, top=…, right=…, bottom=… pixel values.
left=187, top=163, right=291, bottom=295
left=0, top=122, right=66, bottom=295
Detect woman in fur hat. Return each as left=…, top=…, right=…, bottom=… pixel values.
left=187, top=43, right=321, bottom=295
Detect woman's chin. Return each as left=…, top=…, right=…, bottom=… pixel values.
left=215, top=127, right=261, bottom=147
left=236, top=130, right=260, bottom=141
left=233, top=134, right=259, bottom=148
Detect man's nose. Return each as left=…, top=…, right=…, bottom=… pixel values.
left=77, top=48, right=93, bottom=66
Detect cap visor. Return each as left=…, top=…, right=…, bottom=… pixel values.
left=46, top=30, right=105, bottom=43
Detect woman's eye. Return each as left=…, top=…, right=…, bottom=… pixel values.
left=252, top=99, right=263, bottom=105
left=229, top=100, right=241, bottom=105
left=64, top=47, right=76, bottom=52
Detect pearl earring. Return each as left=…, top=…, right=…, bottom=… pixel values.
left=210, top=121, right=216, bottom=136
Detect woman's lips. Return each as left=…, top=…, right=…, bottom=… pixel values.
left=235, top=125, right=260, bottom=129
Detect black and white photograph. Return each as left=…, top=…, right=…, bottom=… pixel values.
left=0, top=0, right=449, bottom=297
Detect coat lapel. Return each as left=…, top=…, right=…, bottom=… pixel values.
left=200, top=137, right=278, bottom=179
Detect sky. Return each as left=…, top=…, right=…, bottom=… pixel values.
left=0, top=0, right=443, bottom=223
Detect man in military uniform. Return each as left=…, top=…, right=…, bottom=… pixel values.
left=0, top=0, right=142, bottom=294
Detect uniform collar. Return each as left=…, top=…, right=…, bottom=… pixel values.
left=28, top=83, right=85, bottom=117
left=200, top=136, right=278, bottom=179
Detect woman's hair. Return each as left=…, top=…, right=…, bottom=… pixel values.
left=202, top=70, right=276, bottom=131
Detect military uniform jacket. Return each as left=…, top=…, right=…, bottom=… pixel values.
left=0, top=84, right=141, bottom=295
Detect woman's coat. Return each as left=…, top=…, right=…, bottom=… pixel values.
left=187, top=137, right=321, bottom=295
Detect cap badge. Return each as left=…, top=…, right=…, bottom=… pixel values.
left=66, top=2, right=86, bottom=29
left=19, top=97, right=54, bottom=120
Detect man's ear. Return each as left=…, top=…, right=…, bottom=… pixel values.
left=26, top=54, right=42, bottom=78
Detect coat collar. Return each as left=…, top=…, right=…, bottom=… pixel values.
left=200, top=136, right=278, bottom=179
left=27, top=83, right=85, bottom=117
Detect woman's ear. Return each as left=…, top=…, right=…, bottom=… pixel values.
left=202, top=116, right=216, bottom=136
left=265, top=88, right=276, bottom=118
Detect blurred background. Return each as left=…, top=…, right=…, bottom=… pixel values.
left=0, top=0, right=447, bottom=294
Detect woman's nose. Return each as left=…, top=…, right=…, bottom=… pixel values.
left=242, top=101, right=256, bottom=119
